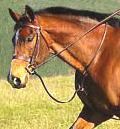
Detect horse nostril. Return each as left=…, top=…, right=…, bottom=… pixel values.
left=13, top=77, right=21, bottom=86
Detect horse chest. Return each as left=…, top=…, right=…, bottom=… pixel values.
left=75, top=70, right=120, bottom=116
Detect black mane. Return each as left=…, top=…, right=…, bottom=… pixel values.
left=35, top=6, right=120, bottom=27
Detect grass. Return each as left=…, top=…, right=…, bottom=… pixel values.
left=0, top=76, right=120, bottom=129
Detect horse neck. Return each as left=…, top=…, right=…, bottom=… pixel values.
left=37, top=14, right=106, bottom=72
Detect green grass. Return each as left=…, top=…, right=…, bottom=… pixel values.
left=0, top=76, right=120, bottom=129
left=1, top=0, right=120, bottom=78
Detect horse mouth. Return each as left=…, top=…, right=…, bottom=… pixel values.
left=9, top=80, right=26, bottom=89
left=12, top=83, right=26, bottom=89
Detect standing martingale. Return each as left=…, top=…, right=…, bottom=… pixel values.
left=8, top=5, right=120, bottom=129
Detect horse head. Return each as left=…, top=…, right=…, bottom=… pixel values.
left=8, top=6, right=50, bottom=88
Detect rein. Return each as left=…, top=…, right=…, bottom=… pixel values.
left=27, top=23, right=107, bottom=104
left=25, top=9, right=120, bottom=104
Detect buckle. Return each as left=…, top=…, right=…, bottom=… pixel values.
left=25, top=64, right=36, bottom=75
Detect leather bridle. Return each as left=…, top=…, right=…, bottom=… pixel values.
left=28, top=25, right=41, bottom=67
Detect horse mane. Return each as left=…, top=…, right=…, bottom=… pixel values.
left=35, top=6, right=120, bottom=27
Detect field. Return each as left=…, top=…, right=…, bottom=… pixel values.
left=1, top=0, right=120, bottom=128
left=0, top=76, right=119, bottom=129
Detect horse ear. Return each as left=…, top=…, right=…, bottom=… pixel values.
left=9, top=8, right=21, bottom=22
left=25, top=5, right=34, bottom=22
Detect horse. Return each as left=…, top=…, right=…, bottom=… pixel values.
left=8, top=5, right=120, bottom=129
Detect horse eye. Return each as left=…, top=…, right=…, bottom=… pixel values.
left=27, top=34, right=34, bottom=42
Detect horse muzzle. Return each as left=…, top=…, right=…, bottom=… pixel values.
left=7, top=59, right=30, bottom=89
left=7, top=72, right=27, bottom=89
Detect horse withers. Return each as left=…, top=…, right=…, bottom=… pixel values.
left=8, top=5, right=120, bottom=129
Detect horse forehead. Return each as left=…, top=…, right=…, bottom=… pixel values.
left=19, top=28, right=31, bottom=37
left=13, top=27, right=31, bottom=45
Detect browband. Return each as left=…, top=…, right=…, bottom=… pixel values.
left=26, top=25, right=40, bottom=30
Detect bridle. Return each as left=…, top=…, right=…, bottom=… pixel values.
left=14, top=9, right=120, bottom=104
left=28, top=25, right=41, bottom=66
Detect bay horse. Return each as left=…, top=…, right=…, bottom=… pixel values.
left=8, top=5, right=120, bottom=129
